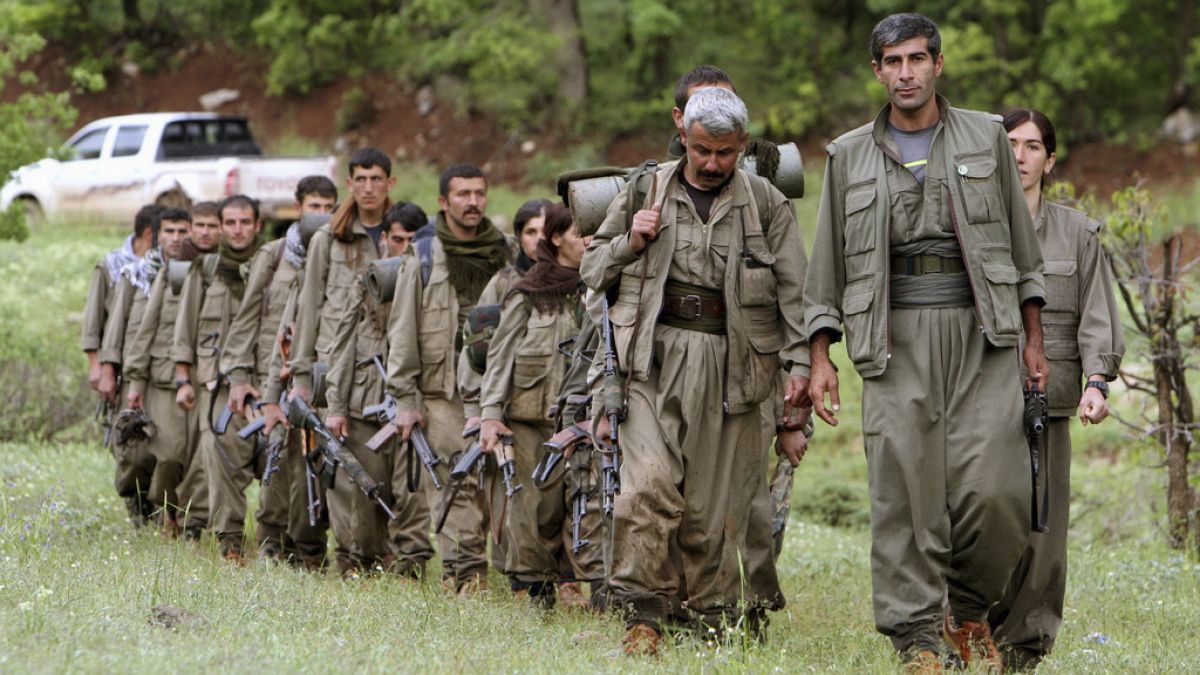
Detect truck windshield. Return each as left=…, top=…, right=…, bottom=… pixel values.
left=70, top=128, right=109, bottom=161
left=159, top=118, right=262, bottom=159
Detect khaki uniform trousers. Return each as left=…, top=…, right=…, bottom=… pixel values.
left=175, top=407, right=209, bottom=532
left=609, top=325, right=783, bottom=631
left=862, top=306, right=1029, bottom=653
left=277, top=428, right=329, bottom=566
left=326, top=417, right=393, bottom=572
left=989, top=417, right=1071, bottom=662
left=504, top=421, right=606, bottom=590
left=201, top=386, right=287, bottom=554
left=143, top=385, right=193, bottom=515
left=418, top=395, right=494, bottom=587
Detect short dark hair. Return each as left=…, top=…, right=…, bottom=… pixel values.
left=383, top=201, right=428, bottom=233
left=219, top=194, right=260, bottom=222
left=192, top=201, right=220, bottom=220
left=542, top=203, right=574, bottom=250
left=513, top=198, right=552, bottom=235
left=870, top=13, right=941, bottom=64
left=674, top=65, right=736, bottom=110
left=348, top=147, right=392, bottom=178
left=133, top=204, right=165, bottom=238
left=159, top=207, right=192, bottom=224
left=295, top=175, right=338, bottom=204
left=438, top=164, right=486, bottom=198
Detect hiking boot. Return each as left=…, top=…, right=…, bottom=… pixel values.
left=222, top=549, right=248, bottom=566
left=944, top=615, right=1003, bottom=671
left=160, top=515, right=182, bottom=539
left=257, top=543, right=282, bottom=562
left=558, top=582, right=588, bottom=611
left=124, top=497, right=150, bottom=529
left=903, top=649, right=944, bottom=674
left=456, top=575, right=487, bottom=598
left=622, top=623, right=661, bottom=657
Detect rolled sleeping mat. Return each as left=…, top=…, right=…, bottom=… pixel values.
left=298, top=212, right=332, bottom=248
left=744, top=141, right=804, bottom=200
left=167, top=259, right=191, bottom=295
left=565, top=172, right=630, bottom=237
left=366, top=256, right=404, bottom=305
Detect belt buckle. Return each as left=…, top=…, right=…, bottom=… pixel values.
left=680, top=294, right=702, bottom=320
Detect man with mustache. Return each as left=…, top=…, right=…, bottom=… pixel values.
left=384, top=163, right=512, bottom=594
left=581, top=87, right=810, bottom=654
left=804, top=12, right=1047, bottom=671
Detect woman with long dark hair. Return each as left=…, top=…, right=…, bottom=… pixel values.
left=987, top=109, right=1125, bottom=670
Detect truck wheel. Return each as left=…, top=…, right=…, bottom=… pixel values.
left=19, top=198, right=44, bottom=229
left=156, top=188, right=192, bottom=210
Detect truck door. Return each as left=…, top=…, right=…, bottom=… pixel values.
left=57, top=126, right=112, bottom=219
left=94, top=124, right=150, bottom=220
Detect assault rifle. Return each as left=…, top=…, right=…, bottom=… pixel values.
left=598, top=297, right=624, bottom=517
left=231, top=392, right=289, bottom=486
left=1023, top=384, right=1050, bottom=533
left=495, top=434, right=523, bottom=497
left=542, top=420, right=594, bottom=554
left=288, top=395, right=396, bottom=520
left=360, top=354, right=443, bottom=490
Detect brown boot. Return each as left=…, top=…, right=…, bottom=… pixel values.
left=944, top=615, right=1003, bottom=671
left=457, top=575, right=487, bottom=598
left=558, top=582, right=588, bottom=611
left=622, top=623, right=661, bottom=657
left=222, top=549, right=247, bottom=566
left=903, top=650, right=943, bottom=674
left=160, top=515, right=182, bottom=539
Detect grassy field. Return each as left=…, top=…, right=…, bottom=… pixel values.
left=2, top=168, right=1199, bottom=672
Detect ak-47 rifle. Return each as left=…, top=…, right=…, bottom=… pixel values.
left=360, top=354, right=444, bottom=490
left=287, top=395, right=397, bottom=520
left=541, top=419, right=594, bottom=554
left=599, top=297, right=625, bottom=517
left=495, top=433, right=523, bottom=497
left=1024, top=384, right=1050, bottom=533
left=96, top=379, right=120, bottom=449
left=233, top=392, right=289, bottom=486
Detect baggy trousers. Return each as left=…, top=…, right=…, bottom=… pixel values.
left=417, top=395, right=494, bottom=586
left=176, top=407, right=209, bottom=531
left=504, top=420, right=606, bottom=588
left=609, top=325, right=784, bottom=630
left=989, top=417, right=1071, bottom=658
left=282, top=428, right=329, bottom=564
left=862, top=306, right=1029, bottom=653
left=143, top=385, right=193, bottom=515
left=327, top=417, right=402, bottom=572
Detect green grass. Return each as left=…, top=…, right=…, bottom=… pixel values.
left=3, top=169, right=1199, bottom=671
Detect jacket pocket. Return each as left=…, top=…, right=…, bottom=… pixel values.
left=150, top=357, right=176, bottom=388
left=841, top=281, right=877, bottom=366
left=843, top=180, right=877, bottom=255
left=507, top=355, right=553, bottom=422
left=608, top=302, right=637, bottom=374
left=982, top=262, right=1022, bottom=336
left=736, top=255, right=778, bottom=307
left=739, top=308, right=783, bottom=406
left=1043, top=258, right=1078, bottom=313
left=418, top=349, right=448, bottom=397
left=955, top=152, right=1000, bottom=225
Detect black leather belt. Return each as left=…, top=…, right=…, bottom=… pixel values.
left=661, top=293, right=726, bottom=320
left=890, top=254, right=965, bottom=275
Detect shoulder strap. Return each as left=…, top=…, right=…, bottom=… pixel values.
left=747, top=173, right=773, bottom=233
left=201, top=254, right=219, bottom=289
left=625, top=160, right=660, bottom=230
left=416, top=236, right=434, bottom=286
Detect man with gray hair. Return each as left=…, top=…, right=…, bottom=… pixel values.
left=804, top=12, right=1046, bottom=671
left=582, top=86, right=810, bottom=655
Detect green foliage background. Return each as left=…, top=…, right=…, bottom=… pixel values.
left=5, top=0, right=1200, bottom=146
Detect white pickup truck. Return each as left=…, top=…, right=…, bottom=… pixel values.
left=1, top=112, right=338, bottom=225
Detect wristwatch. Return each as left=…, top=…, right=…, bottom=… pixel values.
left=1085, top=380, right=1109, bottom=399
left=174, top=377, right=191, bottom=391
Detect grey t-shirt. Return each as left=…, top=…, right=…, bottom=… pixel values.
left=888, top=122, right=937, bottom=185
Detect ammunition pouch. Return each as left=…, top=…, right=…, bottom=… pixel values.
left=462, top=303, right=502, bottom=374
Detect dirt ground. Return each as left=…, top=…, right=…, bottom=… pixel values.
left=7, top=43, right=1200, bottom=194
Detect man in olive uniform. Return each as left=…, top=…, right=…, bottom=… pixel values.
left=113, top=208, right=193, bottom=535
left=172, top=195, right=264, bottom=562
left=221, top=177, right=337, bottom=563
left=804, top=14, right=1048, bottom=669
left=95, top=204, right=163, bottom=525
left=384, top=163, right=512, bottom=594
left=581, top=87, right=810, bottom=654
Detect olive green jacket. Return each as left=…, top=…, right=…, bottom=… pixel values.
left=458, top=265, right=524, bottom=420
left=81, top=263, right=112, bottom=353
left=99, top=275, right=150, bottom=369
left=221, top=239, right=297, bottom=392
left=386, top=238, right=465, bottom=413
left=291, top=223, right=380, bottom=394
left=326, top=279, right=390, bottom=420
left=126, top=272, right=183, bottom=394
left=480, top=293, right=578, bottom=424
left=579, top=161, right=810, bottom=416
left=804, top=96, right=1046, bottom=378
left=263, top=282, right=300, bottom=403
left=172, top=256, right=241, bottom=387
left=1036, top=201, right=1125, bottom=416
